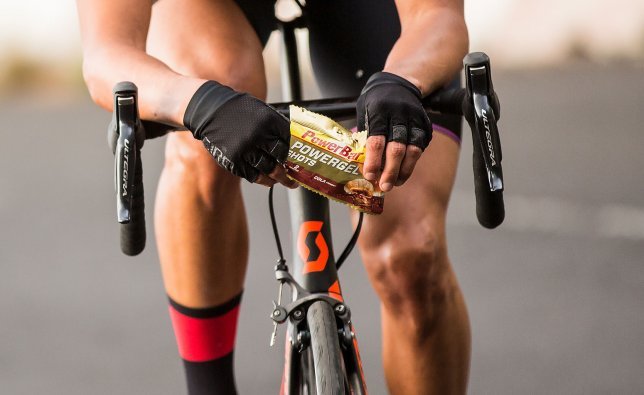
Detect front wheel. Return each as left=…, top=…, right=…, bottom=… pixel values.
left=307, top=301, right=346, bottom=395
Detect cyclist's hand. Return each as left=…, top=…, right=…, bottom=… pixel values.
left=357, top=72, right=432, bottom=192
left=183, top=81, right=297, bottom=188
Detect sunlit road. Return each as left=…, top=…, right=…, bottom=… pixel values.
left=1, top=62, right=643, bottom=394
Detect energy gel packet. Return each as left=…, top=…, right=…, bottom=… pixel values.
left=286, top=105, right=384, bottom=214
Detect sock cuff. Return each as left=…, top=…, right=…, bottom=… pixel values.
left=168, top=291, right=243, bottom=362
left=167, top=291, right=243, bottom=319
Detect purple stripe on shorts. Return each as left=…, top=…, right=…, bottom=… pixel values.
left=433, top=124, right=461, bottom=144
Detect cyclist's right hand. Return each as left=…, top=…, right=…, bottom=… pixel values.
left=183, top=81, right=297, bottom=188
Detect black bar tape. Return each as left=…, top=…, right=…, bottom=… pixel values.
left=121, top=151, right=146, bottom=256
left=424, top=88, right=465, bottom=116
left=142, top=120, right=180, bottom=140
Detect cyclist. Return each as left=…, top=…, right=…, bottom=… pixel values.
left=77, top=0, right=470, bottom=393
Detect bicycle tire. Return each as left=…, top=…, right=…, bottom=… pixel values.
left=307, top=301, right=346, bottom=395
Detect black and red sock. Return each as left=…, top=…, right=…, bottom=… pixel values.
left=168, top=292, right=242, bottom=395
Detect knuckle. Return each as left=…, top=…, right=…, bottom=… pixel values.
left=388, top=144, right=406, bottom=158
left=368, top=137, right=386, bottom=151
left=406, top=145, right=423, bottom=158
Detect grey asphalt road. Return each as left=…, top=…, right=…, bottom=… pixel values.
left=1, top=62, right=643, bottom=395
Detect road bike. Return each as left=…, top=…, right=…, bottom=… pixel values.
left=107, top=12, right=504, bottom=395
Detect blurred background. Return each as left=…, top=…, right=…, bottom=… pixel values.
left=1, top=0, right=643, bottom=394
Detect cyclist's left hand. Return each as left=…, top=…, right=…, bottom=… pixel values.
left=357, top=72, right=432, bottom=192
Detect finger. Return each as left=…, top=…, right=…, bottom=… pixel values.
left=389, top=124, right=408, bottom=144
left=356, top=96, right=367, bottom=131
left=409, top=126, right=431, bottom=150
left=395, top=145, right=423, bottom=186
left=363, top=135, right=386, bottom=181
left=249, top=150, right=297, bottom=189
left=268, top=163, right=298, bottom=189
left=266, top=139, right=290, bottom=164
left=379, top=141, right=406, bottom=192
left=235, top=163, right=259, bottom=184
left=254, top=173, right=276, bottom=188
left=249, top=151, right=276, bottom=175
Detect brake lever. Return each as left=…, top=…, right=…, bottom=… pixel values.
left=109, top=83, right=140, bottom=222
left=464, top=52, right=504, bottom=192
left=108, top=82, right=147, bottom=255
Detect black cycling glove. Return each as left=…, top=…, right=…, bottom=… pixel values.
left=357, top=72, right=432, bottom=150
left=183, top=81, right=290, bottom=182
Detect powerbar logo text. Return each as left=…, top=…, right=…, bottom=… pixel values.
left=289, top=141, right=360, bottom=175
left=481, top=109, right=497, bottom=166
left=300, top=130, right=362, bottom=161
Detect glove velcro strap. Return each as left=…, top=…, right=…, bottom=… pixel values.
left=361, top=71, right=422, bottom=98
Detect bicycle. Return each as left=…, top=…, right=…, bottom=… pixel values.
left=107, top=12, right=504, bottom=395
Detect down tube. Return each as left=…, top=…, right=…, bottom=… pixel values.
left=284, top=188, right=341, bottom=392
left=287, top=188, right=339, bottom=292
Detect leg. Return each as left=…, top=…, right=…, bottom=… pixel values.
left=355, top=133, right=470, bottom=395
left=147, top=0, right=267, bottom=392
left=150, top=0, right=265, bottom=320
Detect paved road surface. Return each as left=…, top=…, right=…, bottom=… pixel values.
left=1, top=63, right=643, bottom=394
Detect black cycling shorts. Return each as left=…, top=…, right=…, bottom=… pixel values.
left=235, top=0, right=462, bottom=141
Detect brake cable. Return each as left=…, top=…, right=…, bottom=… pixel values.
left=268, top=186, right=363, bottom=270
left=268, top=186, right=286, bottom=264
left=335, top=210, right=363, bottom=269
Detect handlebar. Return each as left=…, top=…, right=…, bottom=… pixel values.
left=107, top=52, right=505, bottom=255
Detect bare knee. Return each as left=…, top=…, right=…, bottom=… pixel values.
left=161, top=132, right=241, bottom=209
left=363, top=228, right=452, bottom=324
